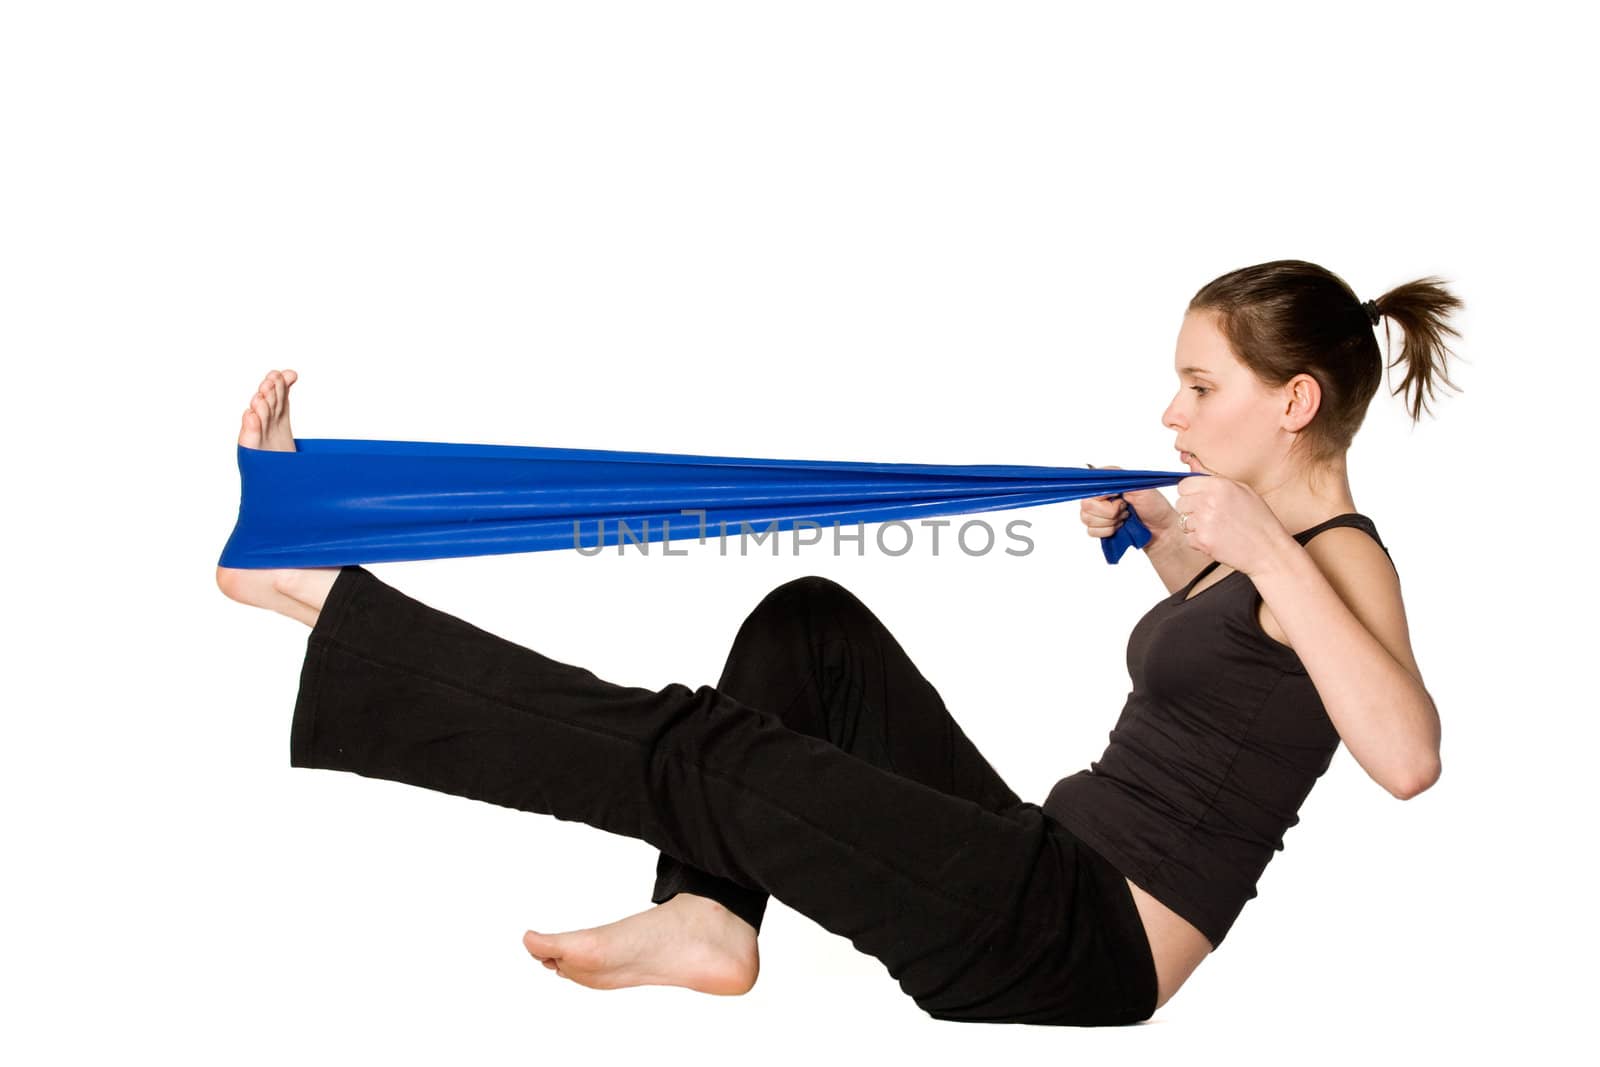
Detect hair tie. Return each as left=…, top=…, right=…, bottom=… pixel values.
left=1361, top=299, right=1382, bottom=327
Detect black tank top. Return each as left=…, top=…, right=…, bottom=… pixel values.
left=1042, top=513, right=1393, bottom=949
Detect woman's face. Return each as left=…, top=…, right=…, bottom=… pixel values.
left=1162, top=309, right=1297, bottom=486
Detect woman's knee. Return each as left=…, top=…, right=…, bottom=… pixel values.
left=770, top=574, right=851, bottom=602
left=760, top=575, right=865, bottom=622
left=735, top=575, right=862, bottom=644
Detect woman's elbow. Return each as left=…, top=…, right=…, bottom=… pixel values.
left=1393, top=757, right=1441, bottom=800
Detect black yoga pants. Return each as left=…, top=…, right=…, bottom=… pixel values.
left=288, top=566, right=1159, bottom=1026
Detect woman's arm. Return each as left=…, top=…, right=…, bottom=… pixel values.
left=1250, top=529, right=1442, bottom=799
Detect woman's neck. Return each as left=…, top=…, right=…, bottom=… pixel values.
left=1254, top=457, right=1357, bottom=537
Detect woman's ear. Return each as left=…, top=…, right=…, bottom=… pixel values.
left=1281, top=373, right=1322, bottom=432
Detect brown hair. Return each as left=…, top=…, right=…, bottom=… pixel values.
left=1188, top=259, right=1465, bottom=473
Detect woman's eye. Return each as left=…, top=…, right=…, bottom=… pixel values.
left=1190, top=386, right=1210, bottom=396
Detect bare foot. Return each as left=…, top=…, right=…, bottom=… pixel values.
left=241, top=367, right=299, bottom=452
left=522, top=893, right=760, bottom=996
left=215, top=369, right=339, bottom=626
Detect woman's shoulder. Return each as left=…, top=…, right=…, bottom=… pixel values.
left=1293, top=513, right=1395, bottom=576
left=1296, top=518, right=1424, bottom=685
left=1296, top=511, right=1384, bottom=546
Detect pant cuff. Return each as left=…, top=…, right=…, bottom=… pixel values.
left=653, top=865, right=769, bottom=934
left=289, top=565, right=371, bottom=769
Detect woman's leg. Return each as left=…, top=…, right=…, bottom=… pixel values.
left=648, top=576, right=1023, bottom=936
left=289, top=565, right=1154, bottom=1025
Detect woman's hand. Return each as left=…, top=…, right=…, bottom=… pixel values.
left=1080, top=464, right=1182, bottom=542
left=1172, top=470, right=1293, bottom=575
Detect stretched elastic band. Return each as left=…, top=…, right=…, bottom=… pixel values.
left=218, top=438, right=1188, bottom=569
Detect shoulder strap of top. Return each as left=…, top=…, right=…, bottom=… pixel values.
left=1296, top=512, right=1397, bottom=575
left=1178, top=513, right=1393, bottom=597
left=1294, top=512, right=1385, bottom=550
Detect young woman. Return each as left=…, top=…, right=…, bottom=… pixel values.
left=217, top=259, right=1458, bottom=1026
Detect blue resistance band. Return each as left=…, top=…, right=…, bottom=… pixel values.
left=217, top=438, right=1197, bottom=569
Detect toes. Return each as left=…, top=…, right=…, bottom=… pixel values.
left=239, top=408, right=261, bottom=447
left=258, top=374, right=280, bottom=413
left=524, top=929, right=581, bottom=969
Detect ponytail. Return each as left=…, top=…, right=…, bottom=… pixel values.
left=1370, top=276, right=1466, bottom=423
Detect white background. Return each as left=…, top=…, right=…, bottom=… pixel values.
left=5, top=1, right=1592, bottom=1062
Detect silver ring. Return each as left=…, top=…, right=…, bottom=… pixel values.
left=1179, top=511, right=1190, bottom=531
